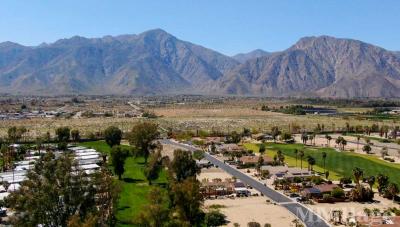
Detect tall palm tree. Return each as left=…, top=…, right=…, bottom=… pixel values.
left=367, top=176, right=375, bottom=190
left=294, top=149, right=298, bottom=167
left=299, top=150, right=304, bottom=169
left=325, top=134, right=332, bottom=147
left=322, top=152, right=327, bottom=173
left=307, top=155, right=316, bottom=171
left=352, top=167, right=364, bottom=186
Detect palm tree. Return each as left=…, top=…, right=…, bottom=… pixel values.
left=322, top=152, right=327, bottom=173
left=377, top=174, right=389, bottom=195
left=301, top=133, right=308, bottom=144
left=356, top=135, right=361, bottom=151
left=299, top=150, right=305, bottom=169
left=307, top=155, right=316, bottom=171
left=352, top=167, right=364, bottom=186
left=367, top=176, right=375, bottom=190
left=363, top=208, right=372, bottom=217
left=387, top=183, right=399, bottom=203
left=325, top=134, right=332, bottom=147
left=294, top=149, right=298, bottom=167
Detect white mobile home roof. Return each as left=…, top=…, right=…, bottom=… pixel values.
left=78, top=158, right=101, bottom=165
left=80, top=164, right=100, bottom=170
left=75, top=151, right=99, bottom=157
left=74, top=154, right=100, bottom=160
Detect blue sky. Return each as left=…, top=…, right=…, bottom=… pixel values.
left=0, top=0, right=399, bottom=55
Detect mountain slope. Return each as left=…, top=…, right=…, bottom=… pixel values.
left=0, top=29, right=238, bottom=95
left=215, top=36, right=400, bottom=98
left=232, top=49, right=270, bottom=63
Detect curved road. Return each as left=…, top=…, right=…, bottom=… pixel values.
left=160, top=139, right=330, bottom=227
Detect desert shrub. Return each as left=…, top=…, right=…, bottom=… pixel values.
left=205, top=210, right=226, bottom=226
left=331, top=187, right=345, bottom=198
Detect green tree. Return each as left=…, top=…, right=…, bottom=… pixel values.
left=377, top=174, right=389, bottom=195
left=387, top=183, right=399, bottom=202
left=110, top=146, right=129, bottom=180
left=363, top=144, right=372, bottom=154
left=271, top=126, right=280, bottom=143
left=55, top=126, right=70, bottom=142
left=193, top=150, right=205, bottom=161
left=170, top=149, right=199, bottom=182
left=144, top=150, right=163, bottom=185
left=7, top=152, right=119, bottom=226
left=128, top=122, right=159, bottom=163
left=170, top=178, right=204, bottom=226
left=104, top=126, right=122, bottom=147
left=259, top=143, right=266, bottom=155
left=205, top=210, right=226, bottom=227
left=70, top=129, right=81, bottom=143
left=137, top=187, right=169, bottom=226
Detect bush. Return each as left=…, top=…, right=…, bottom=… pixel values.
left=247, top=222, right=261, bottom=227
left=340, top=177, right=352, bottom=185
left=331, top=187, right=345, bottom=198
left=205, top=210, right=226, bottom=227
left=384, top=157, right=395, bottom=162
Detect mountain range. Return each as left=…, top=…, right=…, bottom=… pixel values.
left=1, top=29, right=400, bottom=98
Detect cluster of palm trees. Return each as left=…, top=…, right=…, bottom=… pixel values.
left=335, top=136, right=347, bottom=150
left=350, top=167, right=399, bottom=203
left=293, top=149, right=327, bottom=174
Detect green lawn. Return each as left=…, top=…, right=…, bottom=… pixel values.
left=78, top=141, right=168, bottom=226
left=244, top=143, right=400, bottom=184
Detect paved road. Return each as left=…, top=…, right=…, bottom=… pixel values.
left=160, top=139, right=330, bottom=227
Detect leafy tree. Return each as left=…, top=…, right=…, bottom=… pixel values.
left=387, top=183, right=399, bottom=202
left=204, top=210, right=226, bottom=227
left=7, top=126, right=26, bottom=143
left=193, top=150, right=205, bottom=161
left=377, top=174, right=389, bottom=195
left=70, top=129, right=81, bottom=143
left=104, top=126, right=122, bottom=148
left=170, top=178, right=204, bottom=226
left=55, top=126, right=70, bottom=142
left=110, top=146, right=129, bottom=180
left=280, top=132, right=292, bottom=141
left=144, top=150, right=163, bottom=185
left=128, top=122, right=159, bottom=163
left=227, top=131, right=241, bottom=144
left=170, top=149, right=200, bottom=182
left=7, top=152, right=119, bottom=226
left=363, top=144, right=372, bottom=154
left=271, top=126, right=280, bottom=142
left=331, top=187, right=345, bottom=198
left=259, top=143, right=266, bottom=155
left=137, top=188, right=169, bottom=226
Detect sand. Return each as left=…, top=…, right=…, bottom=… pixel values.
left=205, top=197, right=297, bottom=227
